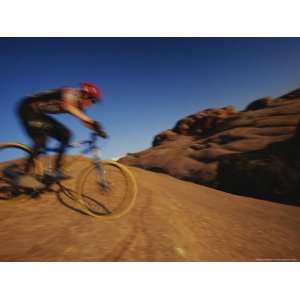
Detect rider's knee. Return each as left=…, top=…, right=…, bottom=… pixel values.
left=59, top=127, right=72, bottom=146
left=34, top=136, right=46, bottom=150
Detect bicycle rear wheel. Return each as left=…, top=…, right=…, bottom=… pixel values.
left=0, top=142, right=44, bottom=202
left=75, top=160, right=137, bottom=219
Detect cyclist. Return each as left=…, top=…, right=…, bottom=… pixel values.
left=18, top=82, right=108, bottom=183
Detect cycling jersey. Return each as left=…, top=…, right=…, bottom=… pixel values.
left=22, top=88, right=82, bottom=114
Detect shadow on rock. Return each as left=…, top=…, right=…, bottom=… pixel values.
left=217, top=124, right=300, bottom=206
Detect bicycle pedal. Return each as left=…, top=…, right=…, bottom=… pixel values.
left=44, top=172, right=72, bottom=183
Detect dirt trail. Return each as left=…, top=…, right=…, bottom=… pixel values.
left=0, top=160, right=299, bottom=261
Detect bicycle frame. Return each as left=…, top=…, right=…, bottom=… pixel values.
left=42, top=133, right=109, bottom=188
left=1, top=135, right=137, bottom=218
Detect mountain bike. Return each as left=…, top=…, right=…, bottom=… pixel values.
left=0, top=133, right=137, bottom=219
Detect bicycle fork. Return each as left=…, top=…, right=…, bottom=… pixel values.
left=91, top=148, right=110, bottom=191
left=94, top=161, right=110, bottom=190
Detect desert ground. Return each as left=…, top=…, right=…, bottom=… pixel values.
left=0, top=157, right=299, bottom=261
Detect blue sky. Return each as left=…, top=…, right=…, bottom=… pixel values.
left=0, top=38, right=300, bottom=159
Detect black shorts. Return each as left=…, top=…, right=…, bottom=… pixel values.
left=18, top=100, right=71, bottom=146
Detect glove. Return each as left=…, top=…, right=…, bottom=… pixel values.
left=98, top=129, right=108, bottom=139
left=92, top=121, right=108, bottom=139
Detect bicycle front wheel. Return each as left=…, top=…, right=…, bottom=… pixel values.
left=0, top=142, right=44, bottom=202
left=75, top=160, right=137, bottom=219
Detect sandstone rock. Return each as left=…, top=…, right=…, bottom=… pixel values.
left=279, top=87, right=300, bottom=99
left=119, top=88, right=300, bottom=205
left=153, top=130, right=178, bottom=146
left=172, top=106, right=236, bottom=137
left=245, top=97, right=273, bottom=111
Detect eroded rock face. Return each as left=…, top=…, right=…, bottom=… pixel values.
left=120, top=88, right=300, bottom=205
left=244, top=97, right=273, bottom=111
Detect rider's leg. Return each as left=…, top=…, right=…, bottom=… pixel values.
left=18, top=104, right=47, bottom=174
left=24, top=134, right=46, bottom=173
left=43, top=115, right=72, bottom=173
left=18, top=103, right=72, bottom=177
left=16, top=105, right=47, bottom=188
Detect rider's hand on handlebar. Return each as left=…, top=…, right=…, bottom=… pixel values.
left=92, top=121, right=109, bottom=139
left=98, top=129, right=108, bottom=139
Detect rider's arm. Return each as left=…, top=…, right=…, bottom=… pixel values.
left=63, top=101, right=93, bottom=125
left=61, top=88, right=108, bottom=137
left=63, top=102, right=107, bottom=137
left=61, top=88, right=94, bottom=128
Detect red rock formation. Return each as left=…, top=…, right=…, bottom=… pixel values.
left=120, top=88, right=300, bottom=205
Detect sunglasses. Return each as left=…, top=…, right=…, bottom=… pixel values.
left=83, top=93, right=97, bottom=103
left=91, top=98, right=97, bottom=104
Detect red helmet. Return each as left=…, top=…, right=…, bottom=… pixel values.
left=80, top=82, right=103, bottom=102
